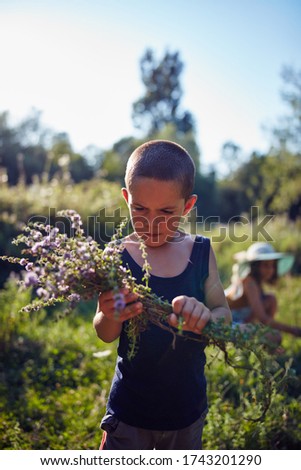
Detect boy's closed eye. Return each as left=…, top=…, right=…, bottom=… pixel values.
left=132, top=206, right=174, bottom=215
left=160, top=209, right=174, bottom=214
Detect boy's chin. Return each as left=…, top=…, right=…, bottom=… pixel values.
left=137, top=232, right=181, bottom=247
left=141, top=234, right=166, bottom=247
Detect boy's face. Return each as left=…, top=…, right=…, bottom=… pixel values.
left=122, top=177, right=196, bottom=247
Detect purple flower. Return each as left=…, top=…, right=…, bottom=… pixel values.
left=50, top=227, right=59, bottom=237
left=32, top=231, right=42, bottom=241
left=67, top=293, right=81, bottom=303
left=36, top=287, right=49, bottom=300
left=32, top=242, right=42, bottom=253
left=25, top=262, right=34, bottom=271
left=64, top=210, right=83, bottom=232
left=24, top=272, right=39, bottom=287
left=58, top=282, right=69, bottom=293
left=67, top=293, right=81, bottom=308
left=42, top=236, right=50, bottom=247
left=113, top=292, right=126, bottom=312
left=19, top=258, right=27, bottom=266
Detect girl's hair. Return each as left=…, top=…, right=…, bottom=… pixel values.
left=125, top=140, right=195, bottom=200
left=250, top=260, right=278, bottom=285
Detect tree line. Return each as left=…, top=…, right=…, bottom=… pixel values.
left=0, top=49, right=300, bottom=222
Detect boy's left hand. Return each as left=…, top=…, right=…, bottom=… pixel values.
left=169, top=295, right=211, bottom=334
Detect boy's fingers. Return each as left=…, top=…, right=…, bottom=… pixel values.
left=124, top=292, right=139, bottom=304
left=98, top=290, right=112, bottom=302
left=170, top=296, right=212, bottom=333
left=183, top=300, right=199, bottom=328
left=121, top=302, right=143, bottom=320
left=102, top=300, right=143, bottom=321
left=171, top=296, right=197, bottom=329
left=193, top=309, right=211, bottom=333
left=172, top=295, right=186, bottom=315
left=168, top=313, right=179, bottom=327
left=99, top=288, right=136, bottom=306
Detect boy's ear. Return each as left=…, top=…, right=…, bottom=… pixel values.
left=121, top=187, right=129, bottom=203
left=183, top=194, right=197, bottom=216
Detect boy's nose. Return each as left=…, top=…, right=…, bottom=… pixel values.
left=132, top=214, right=165, bottom=232
left=148, top=215, right=165, bottom=232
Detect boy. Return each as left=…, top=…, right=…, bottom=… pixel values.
left=93, top=140, right=231, bottom=450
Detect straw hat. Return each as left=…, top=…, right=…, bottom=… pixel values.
left=234, top=242, right=295, bottom=279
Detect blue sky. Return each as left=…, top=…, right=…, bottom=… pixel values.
left=0, top=0, right=300, bottom=169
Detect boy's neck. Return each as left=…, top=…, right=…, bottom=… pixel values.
left=123, top=231, right=194, bottom=278
left=129, top=230, right=187, bottom=247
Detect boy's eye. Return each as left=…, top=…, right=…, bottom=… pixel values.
left=131, top=206, right=174, bottom=214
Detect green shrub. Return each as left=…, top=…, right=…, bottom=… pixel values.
left=0, top=279, right=116, bottom=449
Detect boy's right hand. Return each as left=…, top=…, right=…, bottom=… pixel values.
left=98, top=288, right=143, bottom=322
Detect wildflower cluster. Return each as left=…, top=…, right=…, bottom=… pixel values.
left=1, top=210, right=136, bottom=315
left=0, top=210, right=293, bottom=420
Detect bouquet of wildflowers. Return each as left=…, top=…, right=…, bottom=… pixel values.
left=5, top=210, right=134, bottom=313
left=0, top=210, right=293, bottom=421
left=0, top=210, right=176, bottom=353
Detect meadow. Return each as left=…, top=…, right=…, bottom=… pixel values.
left=0, top=180, right=301, bottom=450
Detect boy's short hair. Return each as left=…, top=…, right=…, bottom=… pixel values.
left=125, top=140, right=195, bottom=200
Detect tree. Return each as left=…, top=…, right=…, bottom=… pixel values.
left=132, top=49, right=195, bottom=137
left=219, top=141, right=243, bottom=177
left=219, top=66, right=301, bottom=221
left=0, top=109, right=53, bottom=185
left=101, top=136, right=142, bottom=182
left=0, top=112, right=95, bottom=185
left=230, top=151, right=267, bottom=212
left=272, top=66, right=301, bottom=151
left=266, top=65, right=301, bottom=219
left=17, top=108, right=52, bottom=148
left=0, top=111, right=21, bottom=185
left=48, top=133, right=94, bottom=183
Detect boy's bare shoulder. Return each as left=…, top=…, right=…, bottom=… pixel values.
left=122, top=233, right=137, bottom=242
left=120, top=234, right=144, bottom=260
left=175, top=231, right=194, bottom=245
left=120, top=233, right=139, bottom=249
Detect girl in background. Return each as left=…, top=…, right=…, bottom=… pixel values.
left=225, top=242, right=301, bottom=339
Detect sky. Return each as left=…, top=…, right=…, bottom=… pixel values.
left=0, top=0, right=300, bottom=170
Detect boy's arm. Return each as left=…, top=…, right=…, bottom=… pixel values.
left=204, top=246, right=232, bottom=324
left=93, top=288, right=143, bottom=343
left=93, top=311, right=122, bottom=343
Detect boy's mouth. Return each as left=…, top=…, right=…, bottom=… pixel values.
left=144, top=233, right=161, bottom=239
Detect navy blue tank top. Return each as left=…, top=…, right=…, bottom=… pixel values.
left=106, top=235, right=210, bottom=430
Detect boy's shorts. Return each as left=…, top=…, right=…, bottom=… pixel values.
left=99, top=409, right=208, bottom=450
